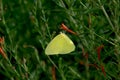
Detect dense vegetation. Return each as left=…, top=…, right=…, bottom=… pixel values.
left=0, top=0, right=120, bottom=80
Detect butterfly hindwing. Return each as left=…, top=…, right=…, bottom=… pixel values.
left=45, top=33, right=75, bottom=55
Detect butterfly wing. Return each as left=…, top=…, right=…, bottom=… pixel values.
left=59, top=33, right=75, bottom=54
left=45, top=33, right=75, bottom=55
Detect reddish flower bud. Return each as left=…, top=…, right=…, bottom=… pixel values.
left=100, top=65, right=106, bottom=77
left=96, top=45, right=104, bottom=61
left=0, top=47, right=7, bottom=59
left=60, top=23, right=77, bottom=35
left=51, top=66, right=56, bottom=80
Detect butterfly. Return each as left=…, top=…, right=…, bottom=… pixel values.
left=45, top=32, right=75, bottom=55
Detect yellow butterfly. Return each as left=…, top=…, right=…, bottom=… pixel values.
left=45, top=32, right=75, bottom=55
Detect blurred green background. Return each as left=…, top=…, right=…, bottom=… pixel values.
left=0, top=0, right=120, bottom=80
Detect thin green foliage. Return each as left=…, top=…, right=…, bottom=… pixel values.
left=0, top=0, right=120, bottom=80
